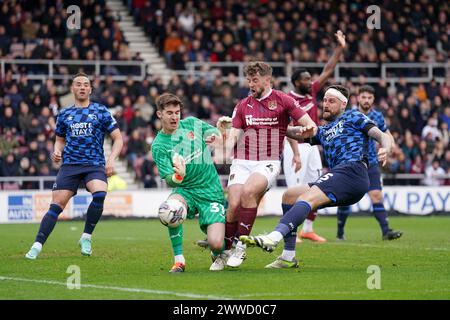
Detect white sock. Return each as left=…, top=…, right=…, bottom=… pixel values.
left=81, top=233, right=92, bottom=240
left=302, top=219, right=314, bottom=233
left=174, top=255, right=185, bottom=264
left=281, top=250, right=296, bottom=261
left=268, top=231, right=283, bottom=243
left=32, top=242, right=42, bottom=251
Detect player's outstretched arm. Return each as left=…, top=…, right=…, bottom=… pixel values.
left=287, top=137, right=302, bottom=172
left=286, top=125, right=317, bottom=141
left=287, top=113, right=318, bottom=140
left=52, top=136, right=65, bottom=163
left=368, top=126, right=392, bottom=166
left=316, top=30, right=346, bottom=88
left=105, top=128, right=123, bottom=177
left=215, top=116, right=242, bottom=159
left=216, top=116, right=232, bottom=139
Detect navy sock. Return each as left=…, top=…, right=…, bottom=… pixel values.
left=372, top=203, right=389, bottom=235
left=281, top=204, right=296, bottom=251
left=275, top=201, right=311, bottom=237
left=35, top=204, right=63, bottom=244
left=84, top=191, right=106, bottom=235
left=337, top=206, right=351, bottom=238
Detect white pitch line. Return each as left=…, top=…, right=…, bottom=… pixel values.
left=0, top=276, right=231, bottom=300
left=238, top=288, right=450, bottom=298
left=325, top=242, right=450, bottom=252
left=2, top=276, right=449, bottom=299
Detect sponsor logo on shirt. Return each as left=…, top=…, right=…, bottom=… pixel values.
left=245, top=115, right=279, bottom=126
left=324, top=120, right=345, bottom=142
left=70, top=122, right=93, bottom=136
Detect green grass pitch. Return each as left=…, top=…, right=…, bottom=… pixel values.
left=0, top=216, right=449, bottom=300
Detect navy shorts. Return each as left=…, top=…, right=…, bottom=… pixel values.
left=309, top=161, right=370, bottom=208
left=368, top=164, right=382, bottom=191
left=53, top=164, right=107, bottom=195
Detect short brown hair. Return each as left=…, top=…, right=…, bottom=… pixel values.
left=244, top=61, right=273, bottom=77
left=156, top=93, right=184, bottom=111
left=71, top=72, right=91, bottom=85
left=359, top=85, right=375, bottom=95
left=326, top=84, right=350, bottom=100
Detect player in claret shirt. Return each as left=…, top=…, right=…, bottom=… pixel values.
left=25, top=73, right=123, bottom=259
left=240, top=85, right=393, bottom=268
left=220, top=61, right=317, bottom=268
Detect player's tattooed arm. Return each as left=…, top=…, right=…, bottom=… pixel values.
left=368, top=126, right=392, bottom=166
left=386, top=129, right=396, bottom=149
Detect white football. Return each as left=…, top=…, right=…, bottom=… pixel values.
left=158, top=199, right=187, bottom=228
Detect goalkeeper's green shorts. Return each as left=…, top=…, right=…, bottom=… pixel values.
left=171, top=187, right=225, bottom=233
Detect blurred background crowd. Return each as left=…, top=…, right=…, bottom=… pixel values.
left=0, top=0, right=449, bottom=189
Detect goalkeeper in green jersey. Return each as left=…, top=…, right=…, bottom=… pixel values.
left=151, top=93, right=230, bottom=272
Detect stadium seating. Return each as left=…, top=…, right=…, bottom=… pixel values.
left=0, top=0, right=449, bottom=189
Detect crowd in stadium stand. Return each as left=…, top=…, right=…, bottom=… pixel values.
left=0, top=0, right=449, bottom=189
left=0, top=0, right=141, bottom=73
left=130, top=0, right=448, bottom=71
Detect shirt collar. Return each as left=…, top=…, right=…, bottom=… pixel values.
left=290, top=90, right=311, bottom=99
left=256, top=88, right=273, bottom=102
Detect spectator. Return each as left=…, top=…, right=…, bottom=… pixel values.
left=129, top=109, right=147, bottom=133
left=424, top=159, right=446, bottom=186
left=178, top=9, right=195, bottom=34
left=0, top=129, right=19, bottom=157
left=18, top=102, right=33, bottom=136
left=163, top=30, right=182, bottom=63
left=440, top=106, right=450, bottom=127
left=126, top=129, right=147, bottom=168
left=0, top=106, right=18, bottom=131
left=1, top=154, right=20, bottom=177
left=141, top=152, right=158, bottom=188
left=133, top=95, right=154, bottom=122
left=213, top=86, right=235, bottom=116
left=421, top=118, right=440, bottom=141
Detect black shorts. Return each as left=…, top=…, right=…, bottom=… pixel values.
left=309, top=161, right=370, bottom=208
left=53, top=164, right=107, bottom=195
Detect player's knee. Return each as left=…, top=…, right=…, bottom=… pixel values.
left=282, top=188, right=300, bottom=205
left=52, top=202, right=67, bottom=210
left=240, top=186, right=259, bottom=203
left=92, top=191, right=107, bottom=205
left=208, top=238, right=223, bottom=252
left=227, top=198, right=240, bottom=212
left=370, top=190, right=383, bottom=203
left=297, top=192, right=320, bottom=209
left=48, top=203, right=63, bottom=217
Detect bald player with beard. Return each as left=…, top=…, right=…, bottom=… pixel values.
left=283, top=30, right=347, bottom=243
